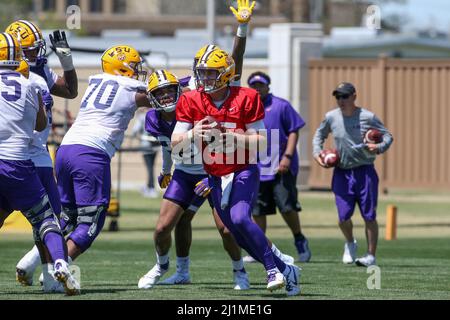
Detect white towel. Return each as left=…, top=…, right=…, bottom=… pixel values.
left=220, top=173, right=234, bottom=210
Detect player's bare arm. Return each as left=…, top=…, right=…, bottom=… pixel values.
left=278, top=131, right=298, bottom=174
left=49, top=30, right=78, bottom=99
left=135, top=91, right=152, bottom=108
left=230, top=0, right=255, bottom=80
left=35, top=92, right=47, bottom=132
left=220, top=125, right=267, bottom=152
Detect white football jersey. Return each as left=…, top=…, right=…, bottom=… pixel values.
left=0, top=70, right=40, bottom=160
left=61, top=73, right=146, bottom=158
left=28, top=72, right=53, bottom=167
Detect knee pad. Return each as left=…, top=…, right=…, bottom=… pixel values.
left=76, top=205, right=107, bottom=238
left=69, top=205, right=107, bottom=252
left=23, top=195, right=61, bottom=242
left=60, top=207, right=78, bottom=236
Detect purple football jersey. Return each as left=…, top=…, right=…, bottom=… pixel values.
left=258, top=94, right=306, bottom=181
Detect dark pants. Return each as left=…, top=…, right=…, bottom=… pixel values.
left=143, top=153, right=156, bottom=189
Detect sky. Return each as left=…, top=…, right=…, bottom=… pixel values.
left=380, top=0, right=450, bottom=32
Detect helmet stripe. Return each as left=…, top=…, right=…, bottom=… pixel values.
left=18, top=20, right=41, bottom=40
left=4, top=33, right=15, bottom=61
left=156, top=70, right=166, bottom=83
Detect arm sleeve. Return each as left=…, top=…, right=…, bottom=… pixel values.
left=45, top=66, right=58, bottom=90
left=157, top=136, right=173, bottom=174
left=172, top=121, right=193, bottom=135
left=312, top=116, right=331, bottom=157
left=26, top=83, right=40, bottom=112
left=245, top=119, right=265, bottom=130
left=371, top=114, right=394, bottom=154
left=244, top=93, right=265, bottom=124
left=282, top=102, right=306, bottom=133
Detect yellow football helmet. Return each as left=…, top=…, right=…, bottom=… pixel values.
left=147, top=70, right=181, bottom=112
left=194, top=48, right=235, bottom=93
left=101, top=45, right=147, bottom=81
left=16, top=59, right=30, bottom=78
left=193, top=44, right=220, bottom=70
left=5, top=20, right=46, bottom=66
left=0, top=32, right=22, bottom=68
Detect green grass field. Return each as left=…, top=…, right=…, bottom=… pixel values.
left=1, top=190, right=449, bottom=300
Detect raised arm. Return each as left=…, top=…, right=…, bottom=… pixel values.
left=229, top=0, right=256, bottom=81
left=48, top=30, right=78, bottom=99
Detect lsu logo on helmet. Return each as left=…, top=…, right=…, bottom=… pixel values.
left=147, top=69, right=181, bottom=113
left=101, top=45, right=147, bottom=81
left=0, top=32, right=22, bottom=68
left=194, top=48, right=235, bottom=93
left=5, top=20, right=46, bottom=66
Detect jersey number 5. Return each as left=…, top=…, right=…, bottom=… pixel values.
left=1, top=73, right=21, bottom=102
left=81, top=78, right=119, bottom=109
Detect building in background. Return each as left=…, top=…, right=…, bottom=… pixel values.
left=19, top=0, right=374, bottom=35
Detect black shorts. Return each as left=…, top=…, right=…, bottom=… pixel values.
left=253, top=171, right=302, bottom=216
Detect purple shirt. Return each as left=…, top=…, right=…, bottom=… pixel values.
left=258, top=94, right=305, bottom=181
left=145, top=109, right=176, bottom=139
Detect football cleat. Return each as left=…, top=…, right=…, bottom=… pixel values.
left=16, top=268, right=33, bottom=286
left=138, top=264, right=168, bottom=289
left=355, top=254, right=376, bottom=267
left=295, top=238, right=312, bottom=263
left=53, top=259, right=80, bottom=296
left=284, top=264, right=301, bottom=296
left=233, top=269, right=250, bottom=290
left=343, top=240, right=358, bottom=264
left=266, top=270, right=285, bottom=292
left=159, top=272, right=191, bottom=285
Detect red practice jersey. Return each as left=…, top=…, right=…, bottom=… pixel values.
left=176, top=86, right=265, bottom=176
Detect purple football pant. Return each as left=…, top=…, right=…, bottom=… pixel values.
left=210, top=165, right=286, bottom=273
left=0, top=159, right=66, bottom=261
left=55, top=144, right=111, bottom=252
left=163, top=169, right=210, bottom=212
left=332, top=164, right=379, bottom=222
left=36, top=166, right=61, bottom=215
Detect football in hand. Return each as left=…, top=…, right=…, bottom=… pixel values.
left=364, top=128, right=383, bottom=144
left=319, top=149, right=340, bottom=167
left=205, top=116, right=225, bottom=133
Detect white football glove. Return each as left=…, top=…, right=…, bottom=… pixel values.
left=49, top=30, right=74, bottom=71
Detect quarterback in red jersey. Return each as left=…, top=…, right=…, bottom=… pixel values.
left=172, top=49, right=301, bottom=296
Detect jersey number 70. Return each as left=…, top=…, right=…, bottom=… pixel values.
left=81, top=78, right=119, bottom=109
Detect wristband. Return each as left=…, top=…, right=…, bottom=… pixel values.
left=187, top=129, right=194, bottom=140
left=283, top=154, right=293, bottom=160
left=237, top=24, right=248, bottom=38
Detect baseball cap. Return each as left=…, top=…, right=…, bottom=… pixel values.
left=332, top=82, right=356, bottom=96
left=248, top=73, right=270, bottom=86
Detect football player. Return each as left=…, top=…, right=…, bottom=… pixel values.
left=171, top=49, right=301, bottom=296
left=5, top=20, right=79, bottom=291
left=138, top=70, right=250, bottom=290
left=0, top=32, right=79, bottom=295
left=52, top=45, right=150, bottom=266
